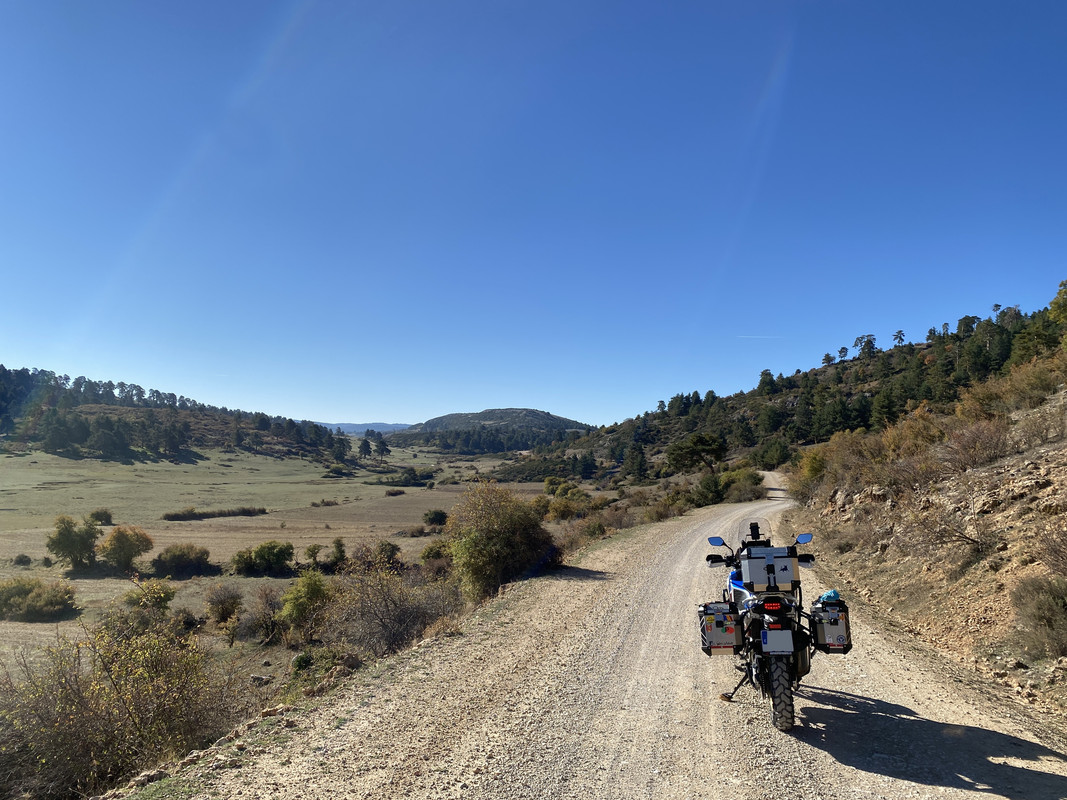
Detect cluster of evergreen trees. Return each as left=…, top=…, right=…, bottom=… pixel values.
left=551, top=300, right=1062, bottom=478
left=0, top=367, right=348, bottom=462
left=36, top=407, right=191, bottom=457
left=394, top=424, right=587, bottom=455
left=0, top=368, right=217, bottom=431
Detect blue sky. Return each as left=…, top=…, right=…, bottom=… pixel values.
left=1, top=2, right=1064, bottom=427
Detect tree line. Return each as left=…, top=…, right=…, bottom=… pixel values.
left=531, top=294, right=1064, bottom=480
left=0, top=367, right=354, bottom=463
left=393, top=424, right=588, bottom=455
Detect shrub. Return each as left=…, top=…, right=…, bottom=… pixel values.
left=12, top=553, right=31, bottom=567
left=374, top=540, right=402, bottom=565
left=0, top=577, right=77, bottom=621
left=0, top=611, right=250, bottom=799
left=97, top=525, right=154, bottom=572
left=385, top=488, right=405, bottom=497
left=547, top=496, right=583, bottom=521
left=291, top=651, right=313, bottom=671
left=170, top=606, right=203, bottom=632
left=446, top=482, right=556, bottom=600
left=277, top=571, right=333, bottom=642
left=644, top=497, right=684, bottom=522
left=689, top=472, right=724, bottom=507
left=87, top=507, right=114, bottom=525
left=423, top=509, right=448, bottom=526
left=231, top=540, right=294, bottom=576
left=324, top=537, right=347, bottom=572
left=305, top=543, right=325, bottom=566
left=46, top=515, right=101, bottom=569
left=942, top=418, right=1012, bottom=473
left=235, top=584, right=284, bottom=643
left=204, top=582, right=243, bottom=624
left=599, top=503, right=634, bottom=531
left=162, top=506, right=267, bottom=522
left=320, top=563, right=462, bottom=657
left=724, top=480, right=765, bottom=503
left=152, top=542, right=212, bottom=577
left=420, top=541, right=452, bottom=578
left=421, top=541, right=449, bottom=562
left=544, top=476, right=565, bottom=495
left=530, top=494, right=552, bottom=519
left=1012, top=575, right=1067, bottom=658
left=122, top=578, right=176, bottom=611
left=720, top=468, right=765, bottom=503
left=1015, top=402, right=1067, bottom=448
left=1037, top=522, right=1067, bottom=574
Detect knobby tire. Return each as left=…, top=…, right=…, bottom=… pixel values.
left=769, top=656, right=794, bottom=732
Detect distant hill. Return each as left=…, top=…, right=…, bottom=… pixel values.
left=406, top=408, right=590, bottom=434
left=314, top=422, right=411, bottom=435
left=393, top=408, right=594, bottom=455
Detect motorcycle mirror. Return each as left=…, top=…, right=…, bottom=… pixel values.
left=707, top=536, right=726, bottom=547
left=794, top=533, right=813, bottom=545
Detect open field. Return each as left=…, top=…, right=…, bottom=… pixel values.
left=0, top=446, right=539, bottom=661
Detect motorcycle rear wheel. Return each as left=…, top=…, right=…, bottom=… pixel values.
left=769, top=656, right=794, bottom=731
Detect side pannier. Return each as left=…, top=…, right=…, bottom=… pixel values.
left=698, top=601, right=742, bottom=655
left=811, top=599, right=852, bottom=654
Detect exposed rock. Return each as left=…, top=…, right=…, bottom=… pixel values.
left=128, top=769, right=169, bottom=788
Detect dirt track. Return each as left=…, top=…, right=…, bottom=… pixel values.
left=160, top=485, right=1067, bottom=800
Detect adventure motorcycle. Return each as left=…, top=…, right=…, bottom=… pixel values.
left=698, top=521, right=851, bottom=732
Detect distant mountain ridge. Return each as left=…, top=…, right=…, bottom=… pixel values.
left=406, top=408, right=591, bottom=434
left=314, top=422, right=411, bottom=435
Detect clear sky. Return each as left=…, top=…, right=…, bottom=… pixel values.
left=1, top=2, right=1065, bottom=427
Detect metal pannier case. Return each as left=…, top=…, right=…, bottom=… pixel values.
left=811, top=600, right=852, bottom=654
left=698, top=601, right=741, bottom=654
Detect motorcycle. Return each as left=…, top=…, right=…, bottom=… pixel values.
left=698, top=520, right=851, bottom=732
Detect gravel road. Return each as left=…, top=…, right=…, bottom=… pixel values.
left=176, top=489, right=1067, bottom=800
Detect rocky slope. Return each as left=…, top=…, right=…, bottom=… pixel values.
left=787, top=433, right=1067, bottom=714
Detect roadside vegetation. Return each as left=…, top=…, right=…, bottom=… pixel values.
left=0, top=478, right=645, bottom=798
left=0, top=578, right=258, bottom=800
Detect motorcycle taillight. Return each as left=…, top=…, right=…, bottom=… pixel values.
left=762, top=600, right=782, bottom=611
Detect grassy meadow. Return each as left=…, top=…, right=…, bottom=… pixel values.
left=0, top=444, right=533, bottom=661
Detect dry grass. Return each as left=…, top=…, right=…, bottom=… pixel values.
left=0, top=447, right=542, bottom=660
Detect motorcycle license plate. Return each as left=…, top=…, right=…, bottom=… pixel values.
left=761, top=629, right=793, bottom=655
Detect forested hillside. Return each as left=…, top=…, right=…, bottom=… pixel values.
left=0, top=370, right=352, bottom=463
left=499, top=294, right=1065, bottom=487
left=394, top=408, right=593, bottom=454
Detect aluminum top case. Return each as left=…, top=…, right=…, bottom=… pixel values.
left=738, top=546, right=800, bottom=594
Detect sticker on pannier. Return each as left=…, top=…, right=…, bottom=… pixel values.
left=698, top=601, right=741, bottom=654
left=811, top=601, right=852, bottom=654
